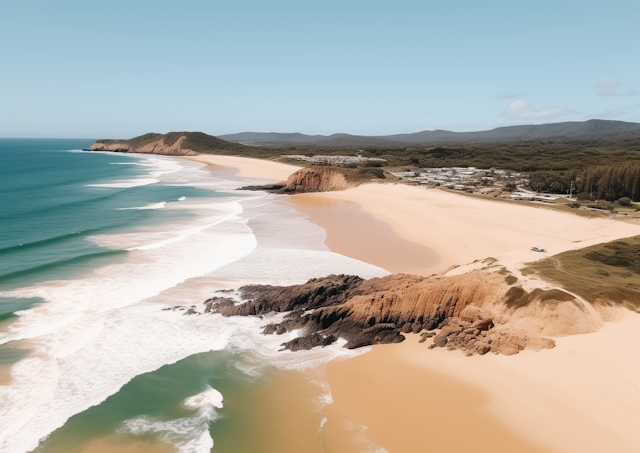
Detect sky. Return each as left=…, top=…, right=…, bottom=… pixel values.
left=1, top=0, right=638, bottom=138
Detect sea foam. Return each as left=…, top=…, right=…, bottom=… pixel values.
left=0, top=155, right=388, bottom=453
left=120, top=386, right=224, bottom=453
left=117, top=202, right=167, bottom=210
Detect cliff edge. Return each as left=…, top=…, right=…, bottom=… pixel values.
left=240, top=167, right=350, bottom=194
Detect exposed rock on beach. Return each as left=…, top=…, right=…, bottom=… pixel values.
left=239, top=166, right=350, bottom=194
left=197, top=267, right=613, bottom=356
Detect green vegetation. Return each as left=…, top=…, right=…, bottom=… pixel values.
left=578, top=161, right=640, bottom=201
left=527, top=171, right=574, bottom=193
left=522, top=236, right=640, bottom=311
left=319, top=165, right=389, bottom=184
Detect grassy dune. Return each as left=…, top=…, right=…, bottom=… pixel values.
left=522, top=236, right=640, bottom=311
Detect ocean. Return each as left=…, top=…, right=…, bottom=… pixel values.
left=0, top=139, right=388, bottom=453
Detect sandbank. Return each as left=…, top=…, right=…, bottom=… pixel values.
left=184, top=154, right=300, bottom=182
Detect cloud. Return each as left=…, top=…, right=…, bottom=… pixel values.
left=500, top=100, right=579, bottom=121
left=594, top=81, right=639, bottom=97
left=496, top=92, right=525, bottom=99
left=595, top=81, right=619, bottom=96
left=585, top=109, right=624, bottom=119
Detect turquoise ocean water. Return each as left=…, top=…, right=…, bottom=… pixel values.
left=0, top=140, right=388, bottom=453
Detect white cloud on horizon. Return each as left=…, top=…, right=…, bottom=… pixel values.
left=500, top=100, right=579, bottom=121
left=584, top=109, right=624, bottom=119
left=594, top=81, right=639, bottom=97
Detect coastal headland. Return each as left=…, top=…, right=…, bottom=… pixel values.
left=86, top=135, right=640, bottom=453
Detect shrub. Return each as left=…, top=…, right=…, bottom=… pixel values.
left=617, top=197, right=633, bottom=207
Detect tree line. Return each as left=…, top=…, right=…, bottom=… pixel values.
left=578, top=161, right=640, bottom=201
left=528, top=161, right=640, bottom=201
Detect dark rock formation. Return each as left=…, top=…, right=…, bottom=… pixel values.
left=202, top=271, right=557, bottom=355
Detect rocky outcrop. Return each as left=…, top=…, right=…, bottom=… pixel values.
left=88, top=142, right=133, bottom=153
left=281, top=167, right=349, bottom=193
left=202, top=271, right=566, bottom=356
left=240, top=167, right=350, bottom=194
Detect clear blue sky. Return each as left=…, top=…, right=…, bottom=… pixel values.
left=1, top=0, right=638, bottom=138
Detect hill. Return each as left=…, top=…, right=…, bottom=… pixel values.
left=90, top=131, right=247, bottom=156
left=219, top=120, right=640, bottom=146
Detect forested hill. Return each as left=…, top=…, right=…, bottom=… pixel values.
left=219, top=120, right=640, bottom=146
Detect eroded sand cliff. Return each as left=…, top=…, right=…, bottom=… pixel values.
left=240, top=167, right=350, bottom=194
left=171, top=254, right=624, bottom=357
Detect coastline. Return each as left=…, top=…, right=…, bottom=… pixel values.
left=184, top=154, right=301, bottom=182
left=186, top=154, right=640, bottom=453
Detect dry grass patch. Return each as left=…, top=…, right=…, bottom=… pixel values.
left=522, top=236, right=640, bottom=312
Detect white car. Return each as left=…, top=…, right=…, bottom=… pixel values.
left=531, top=247, right=547, bottom=252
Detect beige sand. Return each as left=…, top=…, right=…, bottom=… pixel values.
left=327, top=320, right=640, bottom=453
left=326, top=336, right=554, bottom=453
left=413, top=312, right=640, bottom=453
left=0, top=364, right=12, bottom=386
left=297, top=183, right=640, bottom=275
left=290, top=196, right=440, bottom=275
left=184, top=154, right=300, bottom=182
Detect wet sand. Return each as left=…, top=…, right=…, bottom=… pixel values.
left=290, top=196, right=440, bottom=275
left=0, top=364, right=12, bottom=386
left=212, top=366, right=379, bottom=453
left=326, top=335, right=553, bottom=453
left=74, top=436, right=177, bottom=453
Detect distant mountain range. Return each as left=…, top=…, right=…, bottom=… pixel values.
left=219, top=120, right=640, bottom=146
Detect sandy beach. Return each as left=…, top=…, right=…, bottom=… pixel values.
left=188, top=154, right=640, bottom=453
left=292, top=183, right=640, bottom=275
left=185, top=154, right=300, bottom=182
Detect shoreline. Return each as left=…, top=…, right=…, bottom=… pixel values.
left=186, top=154, right=640, bottom=453
left=184, top=154, right=301, bottom=182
